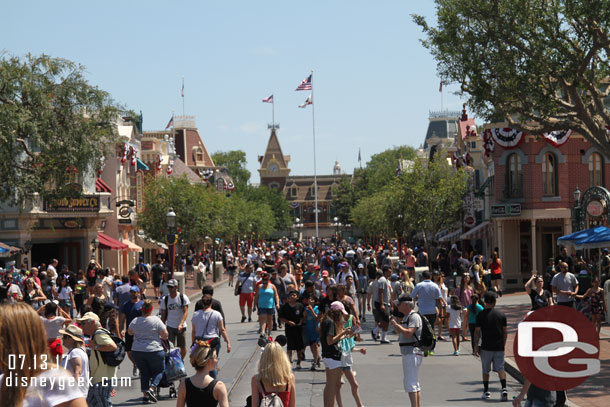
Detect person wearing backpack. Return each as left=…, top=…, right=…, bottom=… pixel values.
left=78, top=312, right=118, bottom=407
left=250, top=341, right=296, bottom=407
left=390, top=294, right=424, bottom=407
left=410, top=269, right=443, bottom=355
left=160, top=279, right=190, bottom=360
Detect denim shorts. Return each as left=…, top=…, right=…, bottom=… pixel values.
left=258, top=307, right=275, bottom=315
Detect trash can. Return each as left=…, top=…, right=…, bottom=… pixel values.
left=173, top=271, right=185, bottom=294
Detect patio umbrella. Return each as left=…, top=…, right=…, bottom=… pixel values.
left=557, top=226, right=610, bottom=249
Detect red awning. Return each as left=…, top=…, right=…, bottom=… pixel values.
left=97, top=233, right=128, bottom=251
left=95, top=178, right=113, bottom=193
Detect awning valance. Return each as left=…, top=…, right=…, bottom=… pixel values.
left=460, top=221, right=491, bottom=240
left=98, top=233, right=128, bottom=251
left=438, top=229, right=463, bottom=242
left=122, top=238, right=142, bottom=253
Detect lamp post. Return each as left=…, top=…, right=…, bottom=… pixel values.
left=397, top=214, right=404, bottom=259
left=23, top=240, right=33, bottom=268
left=572, top=187, right=584, bottom=232
left=90, top=237, right=99, bottom=260
left=332, top=217, right=342, bottom=241
left=166, top=207, right=178, bottom=277
left=292, top=218, right=304, bottom=241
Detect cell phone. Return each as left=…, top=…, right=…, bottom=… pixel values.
left=351, top=326, right=362, bottom=334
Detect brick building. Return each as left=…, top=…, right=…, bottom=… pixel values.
left=488, top=127, right=606, bottom=288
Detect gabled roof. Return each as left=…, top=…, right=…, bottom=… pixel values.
left=260, top=128, right=289, bottom=169
left=171, top=158, right=203, bottom=184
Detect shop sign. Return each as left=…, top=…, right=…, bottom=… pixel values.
left=118, top=204, right=133, bottom=224
left=586, top=200, right=605, bottom=217
left=491, top=203, right=521, bottom=217
left=44, top=196, right=100, bottom=212
left=464, top=215, right=476, bottom=227
left=474, top=198, right=484, bottom=211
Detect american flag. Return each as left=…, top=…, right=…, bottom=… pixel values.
left=262, top=95, right=273, bottom=103
left=296, top=74, right=312, bottom=91
left=181, top=78, right=185, bottom=97
left=165, top=115, right=174, bottom=129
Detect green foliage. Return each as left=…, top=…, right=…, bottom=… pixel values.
left=211, top=150, right=251, bottom=191
left=413, top=0, right=610, bottom=158
left=331, top=175, right=357, bottom=224
left=0, top=53, right=122, bottom=204
left=138, top=176, right=277, bottom=244
left=238, top=185, right=291, bottom=231
left=351, top=157, right=468, bottom=243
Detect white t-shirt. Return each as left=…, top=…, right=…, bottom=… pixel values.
left=160, top=293, right=190, bottom=328
left=447, top=307, right=462, bottom=329
left=238, top=273, right=256, bottom=294
left=198, top=261, right=206, bottom=273
left=102, top=276, right=114, bottom=303
left=192, top=309, right=223, bottom=339
left=58, top=286, right=72, bottom=300
left=8, top=284, right=22, bottom=303
left=41, top=316, right=66, bottom=339
left=62, top=347, right=90, bottom=397
left=0, top=368, right=84, bottom=407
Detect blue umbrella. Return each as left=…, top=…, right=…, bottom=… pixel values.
left=557, top=226, right=610, bottom=250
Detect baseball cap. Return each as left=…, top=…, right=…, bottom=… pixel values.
left=314, top=265, right=320, bottom=270
left=59, top=324, right=84, bottom=343
left=167, top=279, right=178, bottom=287
left=76, top=312, right=100, bottom=323
left=330, top=301, right=348, bottom=315
left=357, top=263, right=364, bottom=269
left=129, top=285, right=140, bottom=292
left=256, top=267, right=263, bottom=272
left=390, top=274, right=399, bottom=281
left=394, top=294, right=414, bottom=307
left=322, top=270, right=329, bottom=277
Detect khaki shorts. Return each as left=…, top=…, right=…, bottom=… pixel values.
left=167, top=326, right=186, bottom=349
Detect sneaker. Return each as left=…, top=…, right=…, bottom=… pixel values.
left=316, top=360, right=321, bottom=368
left=428, top=351, right=435, bottom=356
left=142, top=397, right=153, bottom=404
left=370, top=330, right=377, bottom=342
left=241, top=316, right=246, bottom=323
left=481, top=392, right=491, bottom=400
left=453, top=350, right=459, bottom=356
left=248, top=317, right=252, bottom=322
left=132, top=366, right=139, bottom=377
left=501, top=390, right=508, bottom=401
left=380, top=339, right=391, bottom=344
left=146, top=389, right=158, bottom=403
left=438, top=336, right=447, bottom=341
left=310, top=364, right=316, bottom=371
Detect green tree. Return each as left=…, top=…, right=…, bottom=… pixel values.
left=414, top=1, right=610, bottom=158
left=211, top=150, right=251, bottom=191
left=239, top=185, right=291, bottom=231
left=0, top=54, right=122, bottom=203
left=331, top=175, right=357, bottom=224
left=356, top=146, right=417, bottom=195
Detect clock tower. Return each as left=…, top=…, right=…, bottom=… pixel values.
left=258, top=127, right=290, bottom=190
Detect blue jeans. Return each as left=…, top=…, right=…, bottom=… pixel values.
left=86, top=382, right=113, bottom=407
left=209, top=341, right=221, bottom=379
left=132, top=350, right=165, bottom=393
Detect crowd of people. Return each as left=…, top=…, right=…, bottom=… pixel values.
left=0, top=239, right=607, bottom=407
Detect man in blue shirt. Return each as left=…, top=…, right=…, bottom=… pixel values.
left=410, top=270, right=442, bottom=327
left=119, top=285, right=143, bottom=377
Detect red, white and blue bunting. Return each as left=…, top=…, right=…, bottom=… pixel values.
left=488, top=128, right=524, bottom=149
left=156, top=153, right=162, bottom=173
left=225, top=180, right=235, bottom=191
left=483, top=129, right=495, bottom=157
left=130, top=147, right=137, bottom=166
left=198, top=169, right=214, bottom=180
left=97, top=156, right=105, bottom=176
left=542, top=130, right=571, bottom=147
left=289, top=201, right=300, bottom=209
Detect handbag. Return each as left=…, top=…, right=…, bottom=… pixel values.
left=234, top=279, right=243, bottom=296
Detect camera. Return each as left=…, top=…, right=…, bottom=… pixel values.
left=391, top=307, right=404, bottom=319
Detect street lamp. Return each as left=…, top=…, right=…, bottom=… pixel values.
left=397, top=214, right=404, bottom=259
left=574, top=186, right=581, bottom=206
left=332, top=217, right=342, bottom=241
left=166, top=207, right=178, bottom=276
left=292, top=218, right=304, bottom=241
left=90, top=237, right=99, bottom=260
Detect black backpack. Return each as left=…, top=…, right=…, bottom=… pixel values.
left=406, top=312, right=436, bottom=352
left=93, top=328, right=126, bottom=367
left=164, top=293, right=186, bottom=309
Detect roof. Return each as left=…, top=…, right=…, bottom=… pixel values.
left=95, top=178, right=113, bottom=194
left=424, top=116, right=459, bottom=149
left=170, top=158, right=203, bottom=184
left=260, top=128, right=289, bottom=169
left=98, top=233, right=128, bottom=251
left=283, top=175, right=342, bottom=202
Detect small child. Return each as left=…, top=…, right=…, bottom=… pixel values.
left=447, top=295, right=463, bottom=355
left=304, top=294, right=322, bottom=370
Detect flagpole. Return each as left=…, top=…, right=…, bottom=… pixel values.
left=182, top=76, right=185, bottom=116
left=311, top=70, right=319, bottom=239
left=272, top=97, right=275, bottom=129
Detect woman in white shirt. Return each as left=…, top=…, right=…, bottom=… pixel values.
left=0, top=303, right=85, bottom=407
left=54, top=275, right=75, bottom=318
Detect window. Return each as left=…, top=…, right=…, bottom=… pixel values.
left=506, top=153, right=522, bottom=198
left=471, top=141, right=477, bottom=149
left=589, top=152, right=603, bottom=187
left=542, top=152, right=557, bottom=196
left=194, top=148, right=204, bottom=162
left=269, top=182, right=280, bottom=190
left=291, top=187, right=297, bottom=197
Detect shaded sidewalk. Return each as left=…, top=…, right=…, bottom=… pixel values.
left=498, top=293, right=610, bottom=407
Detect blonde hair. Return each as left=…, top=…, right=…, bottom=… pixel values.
left=142, top=299, right=154, bottom=314
left=257, top=342, right=291, bottom=387
left=0, top=303, right=52, bottom=407
left=190, top=339, right=216, bottom=370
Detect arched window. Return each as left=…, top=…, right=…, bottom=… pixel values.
left=589, top=152, right=603, bottom=187
left=542, top=152, right=557, bottom=196
left=506, top=153, right=521, bottom=198
left=194, top=148, right=204, bottom=162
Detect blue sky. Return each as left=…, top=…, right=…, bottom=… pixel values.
left=2, top=1, right=466, bottom=179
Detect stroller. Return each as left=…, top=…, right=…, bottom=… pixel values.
left=156, top=339, right=187, bottom=399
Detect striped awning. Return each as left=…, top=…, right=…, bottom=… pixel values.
left=438, top=228, right=463, bottom=242
left=121, top=239, right=142, bottom=253
left=98, top=233, right=128, bottom=251
left=460, top=221, right=492, bottom=240
left=95, top=178, right=113, bottom=193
